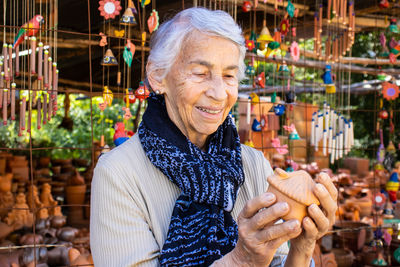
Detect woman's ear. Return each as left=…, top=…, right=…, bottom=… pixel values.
left=146, top=62, right=165, bottom=94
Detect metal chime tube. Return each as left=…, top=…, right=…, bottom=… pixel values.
left=52, top=64, right=57, bottom=98
left=117, top=71, right=121, bottom=86
left=15, top=46, right=20, bottom=76
left=335, top=133, right=340, bottom=160
left=48, top=57, right=53, bottom=91
left=332, top=0, right=337, bottom=16
left=53, top=69, right=59, bottom=115
left=315, top=125, right=320, bottom=151
left=11, top=83, right=15, bottom=120
left=3, top=89, right=7, bottom=125
left=331, top=137, right=336, bottom=163
left=8, top=45, right=13, bottom=79
left=44, top=51, right=49, bottom=88
left=314, top=14, right=318, bottom=54
left=30, top=37, right=37, bottom=74
left=323, top=129, right=327, bottom=155
left=343, top=0, right=347, bottom=25
left=344, top=122, right=349, bottom=155
left=0, top=89, right=2, bottom=109
left=327, top=0, right=332, bottom=23
left=37, top=97, right=41, bottom=129
left=339, top=131, right=344, bottom=158
left=43, top=92, right=47, bottom=125
left=311, top=118, right=315, bottom=145
left=328, top=127, right=333, bottom=154
left=48, top=92, right=52, bottom=121
left=38, top=42, right=43, bottom=80
left=3, top=44, right=8, bottom=81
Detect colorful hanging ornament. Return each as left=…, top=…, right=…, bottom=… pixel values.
left=245, top=39, right=256, bottom=51
left=242, top=1, right=252, bottom=12
left=382, top=82, right=399, bottom=100
left=286, top=0, right=295, bottom=18
left=101, top=49, right=118, bottom=66
left=257, top=23, right=274, bottom=50
left=255, top=72, right=265, bottom=88
left=284, top=123, right=300, bottom=140
left=135, top=81, right=150, bottom=101
left=265, top=41, right=280, bottom=58
left=251, top=118, right=261, bottom=132
left=379, top=110, right=389, bottom=119
left=290, top=41, right=300, bottom=61
left=98, top=0, right=122, bottom=20
left=13, top=15, right=44, bottom=49
left=280, top=19, right=290, bottom=36
left=122, top=107, right=132, bottom=120
left=99, top=32, right=108, bottom=47
left=274, top=104, right=285, bottom=116
left=113, top=122, right=130, bottom=146
left=378, top=129, right=385, bottom=163
left=245, top=65, right=255, bottom=76
left=103, top=86, right=114, bottom=106
left=123, top=40, right=135, bottom=67
left=271, top=138, right=289, bottom=154
left=322, top=65, right=336, bottom=94
left=285, top=91, right=296, bottom=103
left=125, top=88, right=137, bottom=104
left=374, top=192, right=386, bottom=208
left=379, top=0, right=389, bottom=9
left=389, top=19, right=399, bottom=33
left=114, top=29, right=125, bottom=37
left=120, top=0, right=137, bottom=26
left=147, top=10, right=159, bottom=34
left=141, top=0, right=151, bottom=8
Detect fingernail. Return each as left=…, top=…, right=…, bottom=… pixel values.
left=280, top=202, right=289, bottom=211
left=264, top=193, right=275, bottom=202
left=315, top=184, right=324, bottom=193
left=288, top=220, right=300, bottom=230
left=310, top=204, right=318, bottom=211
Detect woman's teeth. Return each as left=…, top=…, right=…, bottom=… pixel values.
left=197, top=107, right=221, bottom=114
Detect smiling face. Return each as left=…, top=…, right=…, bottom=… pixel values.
left=152, top=33, right=240, bottom=149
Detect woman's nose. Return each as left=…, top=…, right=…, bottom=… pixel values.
left=205, top=76, right=227, bottom=101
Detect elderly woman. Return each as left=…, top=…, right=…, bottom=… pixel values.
left=90, top=7, right=337, bottom=267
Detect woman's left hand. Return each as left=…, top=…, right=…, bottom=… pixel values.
left=287, top=171, right=338, bottom=262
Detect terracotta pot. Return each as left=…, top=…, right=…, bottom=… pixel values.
left=20, top=233, right=44, bottom=245
left=57, top=227, right=79, bottom=242
left=332, top=248, right=354, bottom=267
left=267, top=168, right=319, bottom=222
left=51, top=159, right=72, bottom=166
left=0, top=173, right=13, bottom=193
left=51, top=166, right=61, bottom=176
left=47, top=246, right=70, bottom=266
left=0, top=157, right=6, bottom=174
left=333, top=221, right=373, bottom=253
left=38, top=157, right=51, bottom=168
left=65, top=184, right=87, bottom=205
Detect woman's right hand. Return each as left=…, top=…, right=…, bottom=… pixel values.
left=224, top=192, right=302, bottom=267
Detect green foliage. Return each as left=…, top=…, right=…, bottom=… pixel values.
left=0, top=93, right=140, bottom=160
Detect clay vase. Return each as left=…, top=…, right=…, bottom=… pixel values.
left=0, top=173, right=13, bottom=193
left=332, top=248, right=353, bottom=267
left=57, top=227, right=79, bottom=242
left=38, top=157, right=51, bottom=168
left=0, top=157, right=6, bottom=174
left=47, top=246, right=70, bottom=266
left=51, top=215, right=67, bottom=229
left=65, top=184, right=87, bottom=205
left=68, top=248, right=93, bottom=266
left=20, top=234, right=44, bottom=245
left=267, top=168, right=320, bottom=221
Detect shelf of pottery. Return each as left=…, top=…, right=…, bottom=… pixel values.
left=0, top=152, right=94, bottom=266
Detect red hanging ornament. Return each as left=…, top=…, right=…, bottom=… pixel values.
left=98, top=0, right=122, bottom=20
left=242, top=1, right=252, bottom=12
left=280, top=19, right=290, bottom=36
left=135, top=81, right=150, bottom=101
left=256, top=72, right=265, bottom=88
left=245, top=39, right=255, bottom=51
left=379, top=110, right=389, bottom=119
left=382, top=82, right=399, bottom=100
left=125, top=89, right=137, bottom=104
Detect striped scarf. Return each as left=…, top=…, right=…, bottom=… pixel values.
left=138, top=94, right=245, bottom=266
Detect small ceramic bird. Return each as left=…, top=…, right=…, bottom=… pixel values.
left=113, top=122, right=130, bottom=146
left=13, top=15, right=45, bottom=49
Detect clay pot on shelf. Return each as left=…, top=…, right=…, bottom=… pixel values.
left=0, top=173, right=13, bottom=193
left=0, top=157, right=6, bottom=174
left=65, top=184, right=87, bottom=205
left=51, top=159, right=72, bottom=166
left=51, top=166, right=61, bottom=176
left=38, top=157, right=51, bottom=168
left=267, top=168, right=319, bottom=222
left=332, top=248, right=354, bottom=267
left=20, top=233, right=44, bottom=245
left=333, top=221, right=372, bottom=253
left=57, top=227, right=79, bottom=242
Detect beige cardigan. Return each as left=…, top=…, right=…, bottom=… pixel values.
left=90, top=134, right=288, bottom=267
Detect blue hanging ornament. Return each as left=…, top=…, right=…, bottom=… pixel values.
left=252, top=118, right=262, bottom=132
left=274, top=104, right=285, bottom=116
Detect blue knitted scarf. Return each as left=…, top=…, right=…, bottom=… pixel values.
left=138, top=94, right=245, bottom=266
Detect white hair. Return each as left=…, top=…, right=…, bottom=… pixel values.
left=146, top=7, right=246, bottom=81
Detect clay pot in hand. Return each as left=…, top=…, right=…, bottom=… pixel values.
left=68, top=248, right=93, bottom=266
left=267, top=168, right=320, bottom=222
left=47, top=246, right=70, bottom=266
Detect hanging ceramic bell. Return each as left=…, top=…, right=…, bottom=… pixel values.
left=135, top=81, right=150, bottom=101
left=257, top=22, right=274, bottom=50
left=274, top=104, right=285, bottom=116
left=251, top=118, right=261, bottom=132
left=120, top=6, right=137, bottom=26
left=285, top=91, right=296, bottom=103
left=101, top=49, right=118, bottom=66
